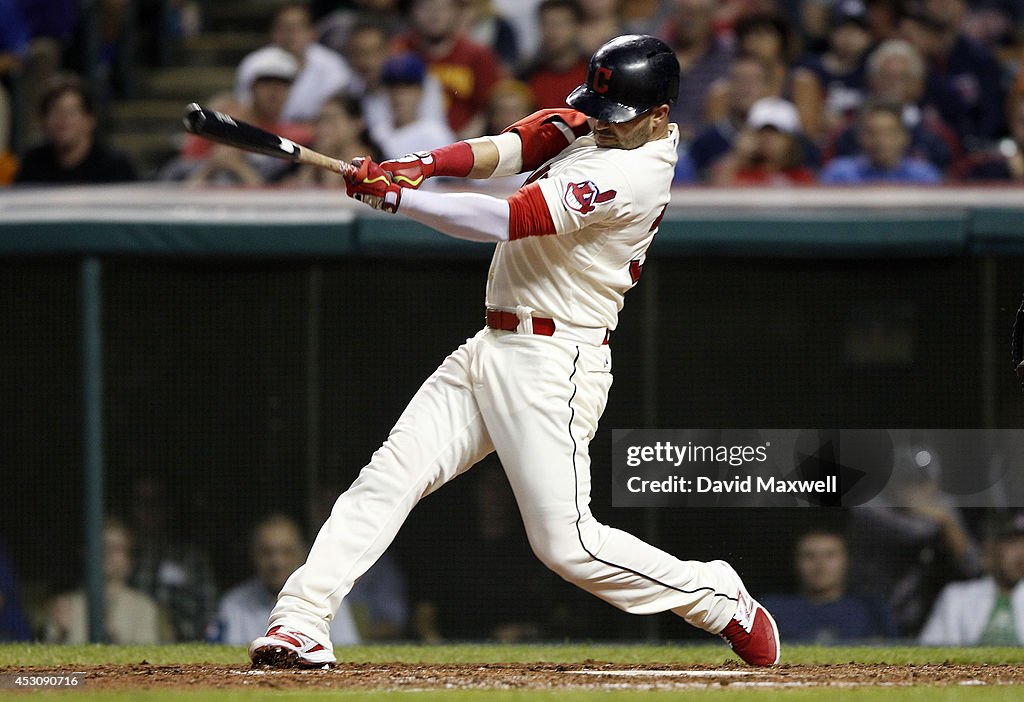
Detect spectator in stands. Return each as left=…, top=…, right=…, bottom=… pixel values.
left=920, top=511, right=1024, bottom=646
left=960, top=0, right=1019, bottom=50
left=289, top=93, right=382, bottom=188
left=44, top=518, right=166, bottom=644
left=127, top=476, right=217, bottom=642
left=863, top=0, right=903, bottom=41
left=678, top=54, right=772, bottom=182
left=236, top=1, right=353, bottom=123
left=956, top=88, right=1024, bottom=181
left=762, top=530, right=892, bottom=643
left=0, top=0, right=29, bottom=179
left=462, top=0, right=519, bottom=68
left=663, top=0, right=735, bottom=144
left=621, top=0, right=674, bottom=36
left=797, top=0, right=875, bottom=138
left=710, top=96, right=816, bottom=185
left=318, top=0, right=405, bottom=55
left=393, top=0, right=503, bottom=138
left=706, top=11, right=823, bottom=143
left=493, top=0, right=543, bottom=61
left=14, top=74, right=138, bottom=184
left=822, top=39, right=961, bottom=173
left=577, top=0, right=623, bottom=56
left=0, top=543, right=31, bottom=641
left=239, top=47, right=315, bottom=182
left=519, top=0, right=588, bottom=110
left=343, top=20, right=447, bottom=137
left=821, top=100, right=943, bottom=183
left=486, top=79, right=535, bottom=133
left=370, top=53, right=456, bottom=160
left=847, top=443, right=982, bottom=637
left=210, top=514, right=360, bottom=646
left=6, top=1, right=78, bottom=145
left=0, top=90, right=15, bottom=185
left=899, top=0, right=1005, bottom=148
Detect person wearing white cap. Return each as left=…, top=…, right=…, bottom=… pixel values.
left=236, top=2, right=353, bottom=123
left=710, top=96, right=815, bottom=186
left=232, top=46, right=311, bottom=181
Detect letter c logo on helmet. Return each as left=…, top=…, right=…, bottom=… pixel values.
left=592, top=67, right=613, bottom=94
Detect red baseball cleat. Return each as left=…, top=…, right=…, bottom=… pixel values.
left=719, top=589, right=781, bottom=666
left=249, top=625, right=336, bottom=668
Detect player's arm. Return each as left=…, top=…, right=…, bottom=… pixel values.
left=379, top=109, right=591, bottom=188
left=345, top=155, right=624, bottom=244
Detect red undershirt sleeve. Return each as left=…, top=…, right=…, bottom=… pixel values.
left=507, top=183, right=556, bottom=240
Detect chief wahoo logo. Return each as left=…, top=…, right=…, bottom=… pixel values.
left=563, top=180, right=617, bottom=215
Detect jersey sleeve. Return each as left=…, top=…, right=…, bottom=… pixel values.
left=538, top=158, right=633, bottom=235
left=507, top=156, right=633, bottom=240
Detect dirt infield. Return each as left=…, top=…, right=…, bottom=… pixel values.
left=6, top=661, right=1024, bottom=690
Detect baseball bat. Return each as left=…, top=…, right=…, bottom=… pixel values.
left=182, top=103, right=355, bottom=176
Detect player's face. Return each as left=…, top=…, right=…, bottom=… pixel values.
left=590, top=105, right=670, bottom=150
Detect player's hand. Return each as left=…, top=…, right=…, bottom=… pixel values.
left=379, top=151, right=437, bottom=189
left=345, top=157, right=402, bottom=213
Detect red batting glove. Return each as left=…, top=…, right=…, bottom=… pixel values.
left=345, top=157, right=403, bottom=213
left=379, top=151, right=437, bottom=189
left=380, top=142, right=475, bottom=189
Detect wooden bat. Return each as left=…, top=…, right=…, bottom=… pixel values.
left=182, top=102, right=355, bottom=176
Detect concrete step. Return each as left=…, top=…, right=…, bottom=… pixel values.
left=110, top=99, right=194, bottom=132
left=181, top=31, right=265, bottom=66
left=110, top=97, right=193, bottom=125
left=109, top=132, right=181, bottom=176
left=202, top=0, right=280, bottom=33
left=141, top=66, right=237, bottom=101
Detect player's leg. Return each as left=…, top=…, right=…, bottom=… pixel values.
left=476, top=333, right=778, bottom=664
left=254, top=334, right=494, bottom=663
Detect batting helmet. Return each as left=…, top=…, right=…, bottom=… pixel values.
left=566, top=35, right=680, bottom=124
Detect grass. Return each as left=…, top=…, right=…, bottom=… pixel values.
left=2, top=643, right=1023, bottom=701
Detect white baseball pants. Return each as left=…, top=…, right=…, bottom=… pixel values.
left=270, top=328, right=742, bottom=647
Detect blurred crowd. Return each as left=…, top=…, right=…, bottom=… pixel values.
left=1, top=0, right=1022, bottom=187
left=2, top=461, right=1024, bottom=646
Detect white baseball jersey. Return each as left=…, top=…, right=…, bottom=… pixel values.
left=486, top=125, right=679, bottom=331
left=266, top=119, right=750, bottom=657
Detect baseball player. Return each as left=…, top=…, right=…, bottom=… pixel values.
left=249, top=35, right=780, bottom=667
